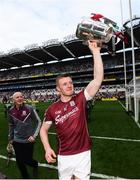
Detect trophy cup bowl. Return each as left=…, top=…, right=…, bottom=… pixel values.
left=76, top=18, right=113, bottom=44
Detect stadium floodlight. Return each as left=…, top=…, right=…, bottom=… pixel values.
left=0, top=68, right=7, bottom=71
left=61, top=58, right=74, bottom=62
left=21, top=65, right=31, bottom=68
left=79, top=54, right=93, bottom=59
left=34, top=63, right=44, bottom=66
left=10, top=66, right=18, bottom=69
left=47, top=60, right=58, bottom=64
left=42, top=39, right=59, bottom=47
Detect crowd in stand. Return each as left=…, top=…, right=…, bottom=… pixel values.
left=0, top=60, right=92, bottom=81
left=0, top=49, right=138, bottom=102
left=0, top=84, right=125, bottom=104
left=1, top=49, right=140, bottom=83
left=1, top=51, right=137, bottom=82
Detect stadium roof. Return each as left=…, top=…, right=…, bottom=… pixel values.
left=0, top=18, right=140, bottom=70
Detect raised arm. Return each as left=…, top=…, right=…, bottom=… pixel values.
left=85, top=41, right=104, bottom=99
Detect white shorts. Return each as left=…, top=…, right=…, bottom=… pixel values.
left=58, top=150, right=91, bottom=180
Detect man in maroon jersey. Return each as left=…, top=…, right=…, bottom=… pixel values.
left=40, top=40, right=104, bottom=180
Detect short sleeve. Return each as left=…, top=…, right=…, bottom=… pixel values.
left=43, top=107, right=53, bottom=123
left=84, top=89, right=93, bottom=101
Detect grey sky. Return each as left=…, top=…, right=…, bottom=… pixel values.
left=0, top=0, right=139, bottom=53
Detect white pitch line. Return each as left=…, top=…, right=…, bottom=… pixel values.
left=118, top=100, right=126, bottom=110
left=90, top=135, right=140, bottom=142
left=90, top=172, right=126, bottom=179
left=0, top=155, right=126, bottom=179
left=118, top=100, right=140, bottom=129
left=49, top=132, right=140, bottom=142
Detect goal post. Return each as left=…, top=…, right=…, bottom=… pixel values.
left=127, top=77, right=140, bottom=123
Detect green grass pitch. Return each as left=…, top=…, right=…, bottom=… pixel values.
left=0, top=101, right=140, bottom=179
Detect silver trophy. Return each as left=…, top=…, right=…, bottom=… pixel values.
left=76, top=14, right=118, bottom=46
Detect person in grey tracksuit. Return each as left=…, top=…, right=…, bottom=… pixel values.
left=8, top=92, right=41, bottom=179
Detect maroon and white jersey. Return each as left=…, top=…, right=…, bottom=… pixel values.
left=44, top=90, right=92, bottom=155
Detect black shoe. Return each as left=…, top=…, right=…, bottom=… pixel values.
left=33, top=167, right=38, bottom=178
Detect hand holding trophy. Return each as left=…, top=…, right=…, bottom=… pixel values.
left=76, top=13, right=119, bottom=47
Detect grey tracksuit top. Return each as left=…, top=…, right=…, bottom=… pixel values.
left=8, top=104, right=41, bottom=143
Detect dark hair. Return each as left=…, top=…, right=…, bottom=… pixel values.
left=56, top=73, right=72, bottom=86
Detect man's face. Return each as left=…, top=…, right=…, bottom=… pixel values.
left=13, top=92, right=24, bottom=106
left=57, top=77, right=74, bottom=97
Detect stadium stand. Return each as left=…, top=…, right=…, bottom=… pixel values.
left=0, top=17, right=140, bottom=103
